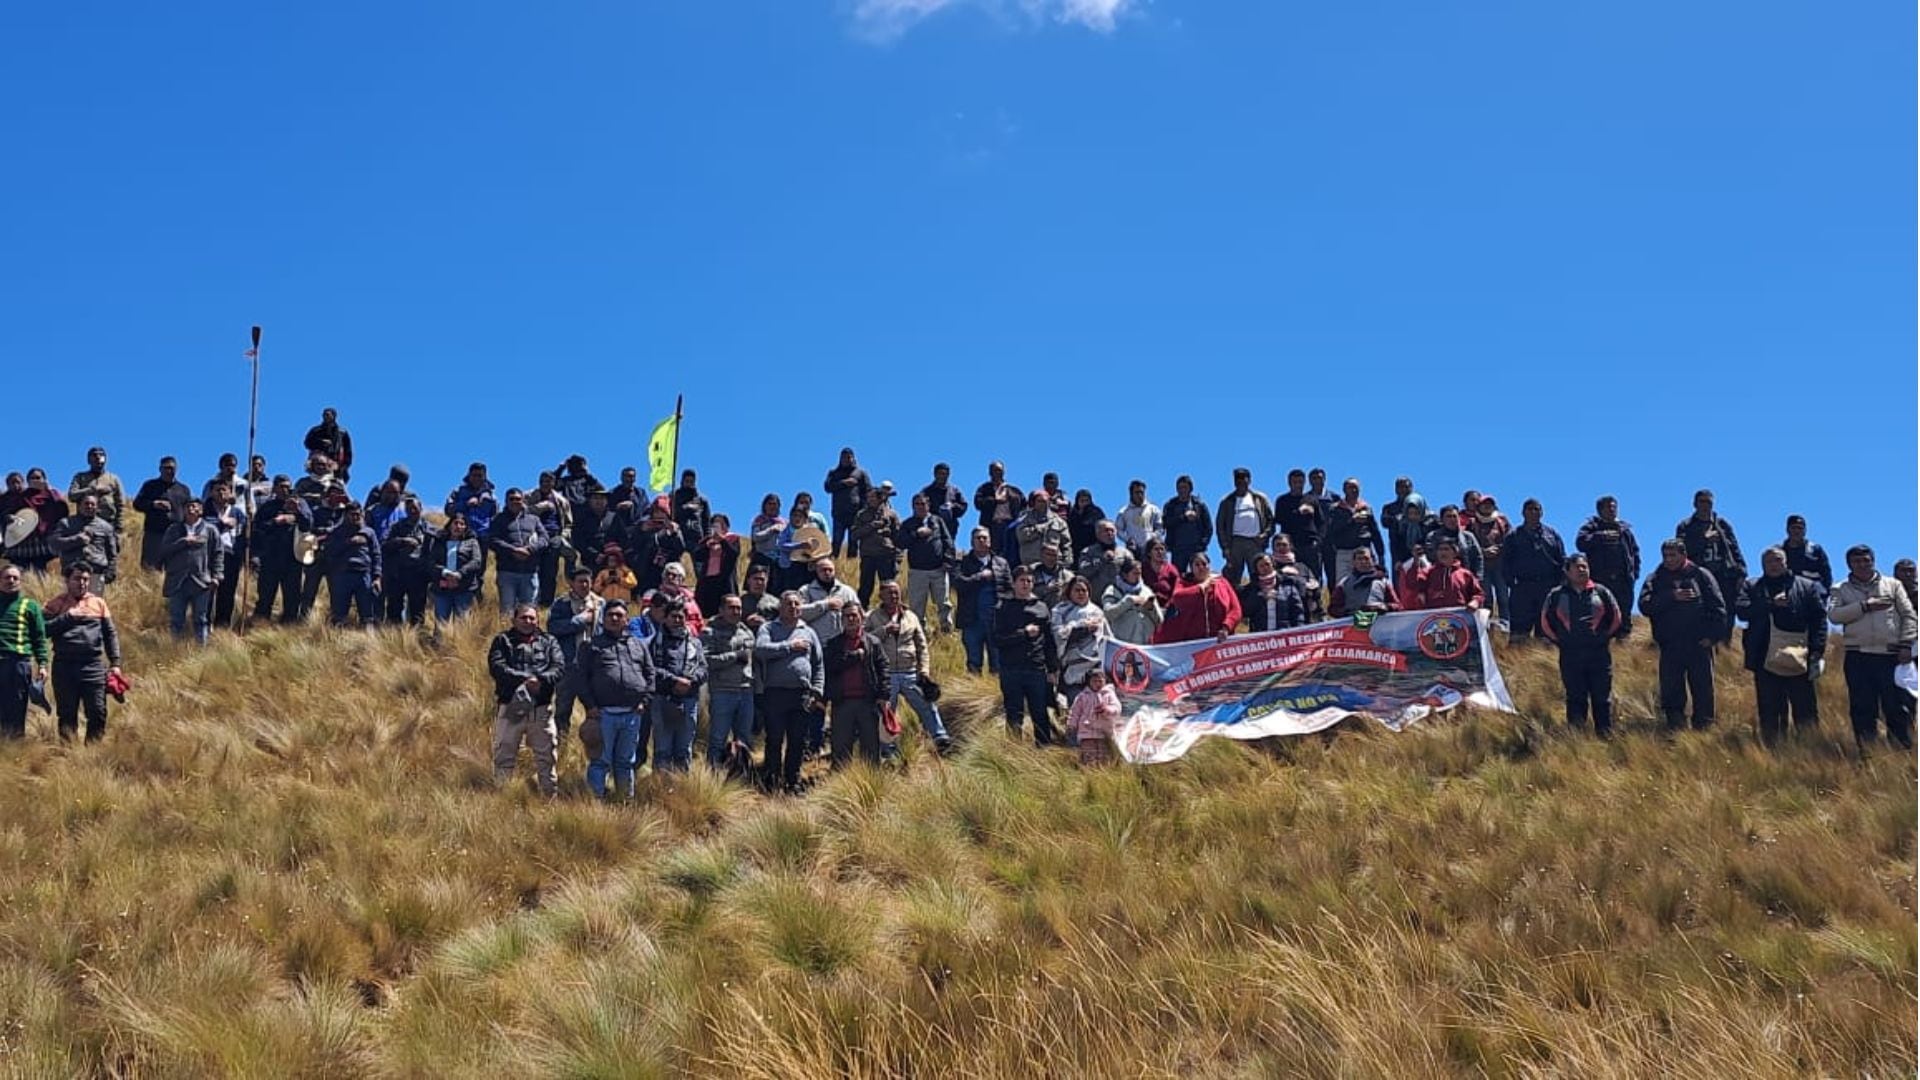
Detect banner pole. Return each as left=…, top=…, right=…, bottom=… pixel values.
left=671, top=393, right=683, bottom=485
left=237, top=325, right=262, bottom=629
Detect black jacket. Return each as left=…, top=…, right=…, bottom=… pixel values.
left=1240, top=578, right=1307, bottom=632
left=1275, top=492, right=1325, bottom=555
left=382, top=514, right=435, bottom=579
left=954, top=551, right=1011, bottom=630
left=993, top=596, right=1060, bottom=674
left=897, top=514, right=955, bottom=571
left=323, top=524, right=381, bottom=579
left=824, top=464, right=872, bottom=519
left=1676, top=514, right=1746, bottom=582
left=250, top=496, right=312, bottom=567
left=1163, top=494, right=1212, bottom=557
left=1067, top=503, right=1107, bottom=556
left=1781, top=540, right=1832, bottom=593
left=1541, top=581, right=1623, bottom=649
left=428, top=535, right=485, bottom=593
left=1575, top=516, right=1641, bottom=583
left=131, top=477, right=192, bottom=532
left=1503, top=524, right=1567, bottom=586
left=487, top=629, right=564, bottom=705
left=1639, top=561, right=1728, bottom=647
left=624, top=524, right=687, bottom=592
left=575, top=630, right=656, bottom=710
left=488, top=510, right=548, bottom=575
left=823, top=631, right=888, bottom=703
left=919, top=480, right=969, bottom=536
left=1734, top=574, right=1828, bottom=673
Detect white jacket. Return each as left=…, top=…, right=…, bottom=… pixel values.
left=1116, top=501, right=1165, bottom=553
left=1829, top=574, right=1917, bottom=655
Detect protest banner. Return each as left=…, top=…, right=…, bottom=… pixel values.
left=1101, top=608, right=1514, bottom=764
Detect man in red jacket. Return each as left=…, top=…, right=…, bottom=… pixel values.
left=1405, top=539, right=1484, bottom=612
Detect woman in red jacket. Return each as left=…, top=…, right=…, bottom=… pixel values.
left=1406, top=539, right=1485, bottom=612
left=1154, top=552, right=1243, bottom=644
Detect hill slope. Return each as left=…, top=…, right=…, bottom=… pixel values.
left=0, top=561, right=1912, bottom=1078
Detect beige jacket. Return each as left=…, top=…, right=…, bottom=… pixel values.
left=1829, top=573, right=1917, bottom=655
left=871, top=605, right=930, bottom=676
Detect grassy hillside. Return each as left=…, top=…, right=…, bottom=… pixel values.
left=0, top=547, right=1912, bottom=1078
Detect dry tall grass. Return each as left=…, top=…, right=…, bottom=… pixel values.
left=0, top=540, right=1912, bottom=1078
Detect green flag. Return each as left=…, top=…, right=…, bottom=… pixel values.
left=647, top=412, right=679, bottom=493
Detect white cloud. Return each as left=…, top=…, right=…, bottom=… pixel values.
left=850, top=0, right=1137, bottom=43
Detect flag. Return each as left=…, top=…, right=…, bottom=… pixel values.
left=243, top=348, right=257, bottom=360
left=647, top=411, right=679, bottom=493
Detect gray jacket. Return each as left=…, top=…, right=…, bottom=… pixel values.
left=160, top=519, right=225, bottom=596
left=754, top=619, right=824, bottom=695
left=702, top=619, right=756, bottom=692
left=799, top=579, right=859, bottom=645
left=54, top=514, right=119, bottom=575
left=575, top=630, right=657, bottom=710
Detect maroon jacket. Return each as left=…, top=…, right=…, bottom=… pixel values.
left=1406, top=564, right=1484, bottom=612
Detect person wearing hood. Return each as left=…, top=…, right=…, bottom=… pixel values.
left=823, top=448, right=872, bottom=560
left=1734, top=547, right=1829, bottom=747
left=1575, top=496, right=1641, bottom=639
left=1541, top=554, right=1625, bottom=738
left=302, top=407, right=354, bottom=483
left=1154, top=552, right=1242, bottom=645
left=646, top=596, right=708, bottom=772
left=1828, top=544, right=1917, bottom=751
left=851, top=483, right=902, bottom=606
left=487, top=604, right=565, bottom=796
left=1103, top=557, right=1163, bottom=645
left=1675, top=489, right=1746, bottom=639
left=159, top=497, right=226, bottom=643
left=1240, top=554, right=1308, bottom=632
left=1066, top=490, right=1106, bottom=558
left=1639, top=538, right=1727, bottom=732
left=1382, top=476, right=1430, bottom=570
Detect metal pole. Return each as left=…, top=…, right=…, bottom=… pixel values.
left=236, top=325, right=261, bottom=629
left=670, top=393, right=683, bottom=482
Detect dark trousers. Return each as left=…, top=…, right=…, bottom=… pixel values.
left=0, top=657, right=30, bottom=739
left=1508, top=580, right=1553, bottom=640
left=831, top=513, right=856, bottom=558
left=761, top=687, right=812, bottom=790
left=830, top=698, right=882, bottom=767
left=1222, top=536, right=1263, bottom=588
left=1842, top=651, right=1914, bottom=748
left=52, top=658, right=108, bottom=742
left=537, top=548, right=562, bottom=607
left=1595, top=573, right=1635, bottom=637
left=552, top=663, right=580, bottom=738
left=298, top=561, right=328, bottom=621
left=1557, top=646, right=1613, bottom=734
left=694, top=576, right=730, bottom=618
left=857, top=556, right=898, bottom=607
left=328, top=572, right=380, bottom=627
left=1753, top=669, right=1818, bottom=746
left=213, top=548, right=244, bottom=626
left=1657, top=640, right=1716, bottom=728
left=254, top=559, right=303, bottom=623
left=384, top=571, right=431, bottom=626
left=140, top=528, right=169, bottom=571
left=999, top=668, right=1056, bottom=745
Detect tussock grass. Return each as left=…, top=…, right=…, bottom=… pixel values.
left=0, top=538, right=1912, bottom=1076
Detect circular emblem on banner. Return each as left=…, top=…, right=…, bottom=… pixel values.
left=1110, top=646, right=1152, bottom=694
left=1415, top=612, right=1472, bottom=661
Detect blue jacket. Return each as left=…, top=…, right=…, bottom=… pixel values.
left=445, top=482, right=498, bottom=536
left=1781, top=540, right=1832, bottom=593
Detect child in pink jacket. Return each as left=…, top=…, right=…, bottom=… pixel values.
left=1068, top=668, right=1121, bottom=766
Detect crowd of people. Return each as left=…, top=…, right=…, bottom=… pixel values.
left=1, top=412, right=1914, bottom=794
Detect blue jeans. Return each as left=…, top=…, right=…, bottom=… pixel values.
left=497, top=570, right=538, bottom=613
left=999, top=668, right=1056, bottom=744
left=434, top=590, right=476, bottom=623
left=650, top=693, right=698, bottom=772
left=888, top=672, right=949, bottom=742
left=168, top=588, right=213, bottom=643
left=707, top=689, right=755, bottom=764
left=588, top=706, right=644, bottom=798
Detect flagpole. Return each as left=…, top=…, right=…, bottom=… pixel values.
left=236, top=325, right=262, bottom=629
left=670, top=394, right=683, bottom=484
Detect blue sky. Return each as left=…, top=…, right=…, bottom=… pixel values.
left=3, top=1, right=1913, bottom=566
